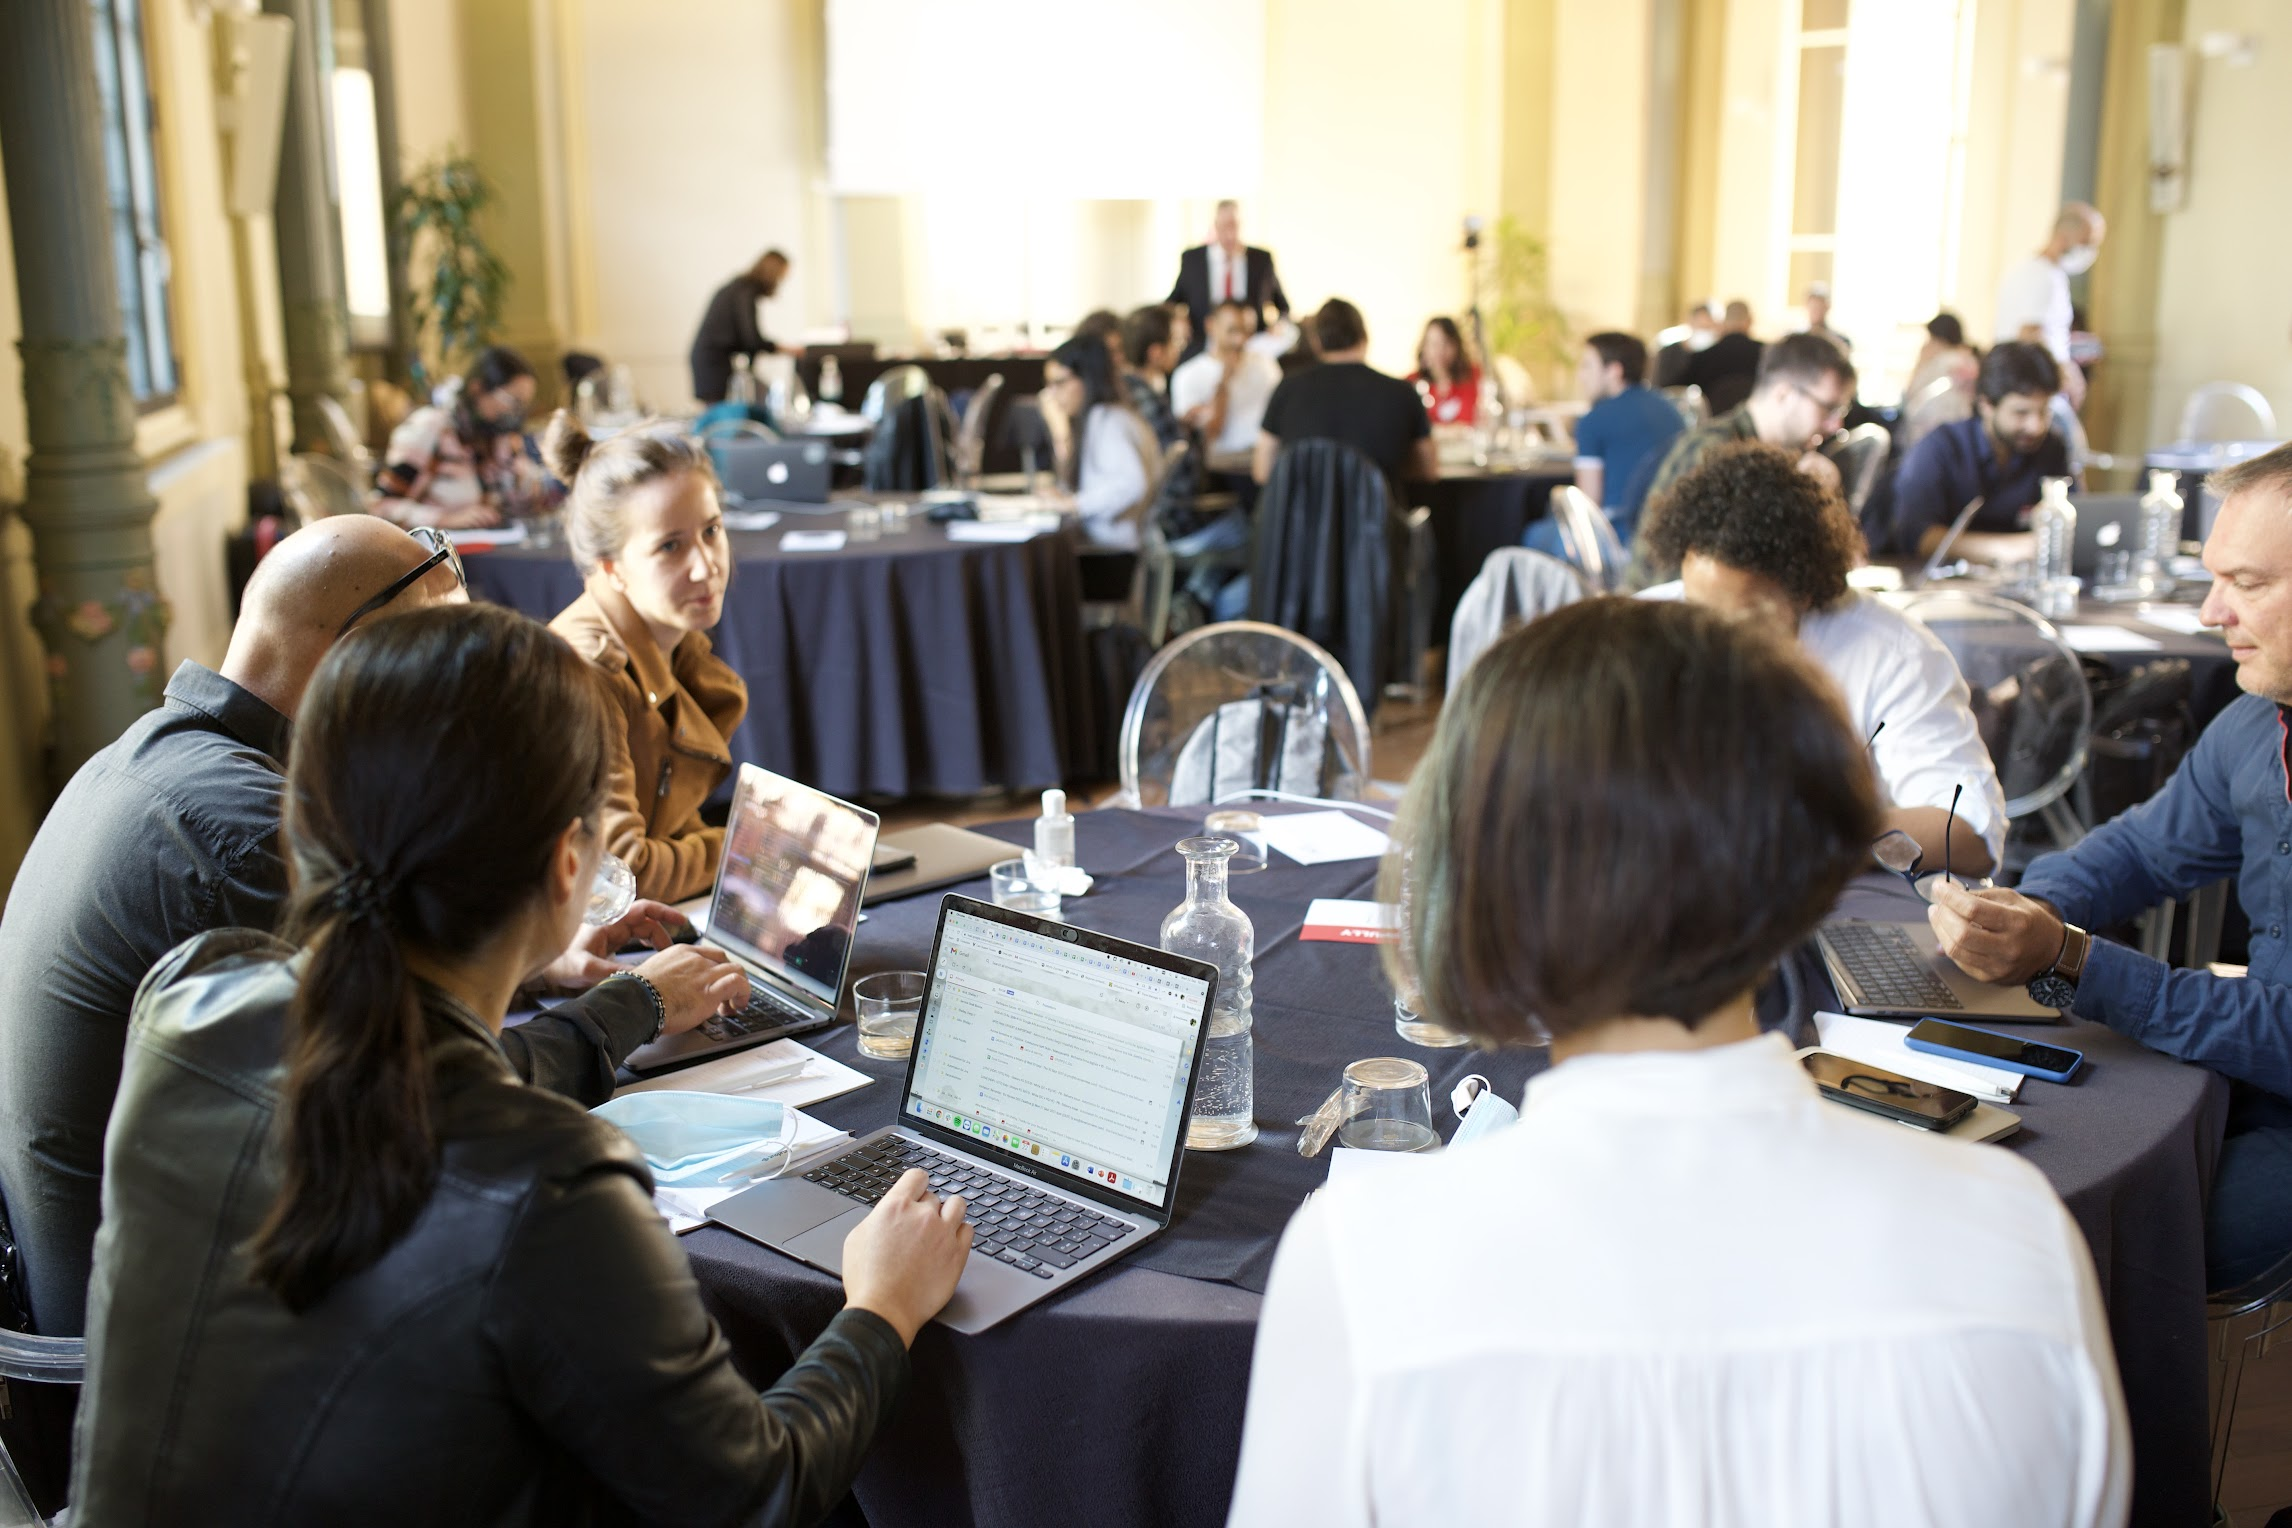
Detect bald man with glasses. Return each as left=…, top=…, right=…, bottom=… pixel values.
left=0, top=516, right=746, bottom=1340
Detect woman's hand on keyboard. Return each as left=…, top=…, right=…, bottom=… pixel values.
left=629, top=944, right=754, bottom=1034
left=842, top=1168, right=973, bottom=1346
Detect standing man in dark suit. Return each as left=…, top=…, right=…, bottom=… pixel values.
left=1168, top=201, right=1289, bottom=363
left=689, top=249, right=803, bottom=404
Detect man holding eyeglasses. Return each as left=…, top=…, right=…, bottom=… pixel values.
left=1634, top=333, right=1854, bottom=580
left=0, top=516, right=747, bottom=1341
left=1931, top=441, right=2292, bottom=1297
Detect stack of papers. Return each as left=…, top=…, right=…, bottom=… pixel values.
left=945, top=518, right=1056, bottom=543
left=2059, top=624, right=2162, bottom=654
left=1258, top=810, right=1391, bottom=866
left=1813, top=1011, right=2023, bottom=1102
left=2136, top=606, right=2215, bottom=636
left=721, top=508, right=782, bottom=532
left=779, top=528, right=848, bottom=552
left=612, top=1037, right=871, bottom=1110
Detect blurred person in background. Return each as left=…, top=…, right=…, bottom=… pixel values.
left=1891, top=342, right=2070, bottom=565
left=1995, top=204, right=2105, bottom=410
left=1563, top=330, right=1684, bottom=540
left=1169, top=199, right=1290, bottom=363
left=1410, top=317, right=1480, bottom=427
left=1681, top=299, right=1764, bottom=414
left=373, top=346, right=552, bottom=530
left=690, top=248, right=801, bottom=404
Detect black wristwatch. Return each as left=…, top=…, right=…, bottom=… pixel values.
left=2026, top=922, right=2090, bottom=1012
left=608, top=970, right=669, bottom=1045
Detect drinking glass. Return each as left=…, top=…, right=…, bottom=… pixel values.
left=1203, top=809, right=1268, bottom=873
left=990, top=858, right=1063, bottom=919
left=1337, top=1058, right=1438, bottom=1152
left=847, top=503, right=882, bottom=542
left=1392, top=993, right=1469, bottom=1049
left=854, top=970, right=927, bottom=1059
left=584, top=852, right=636, bottom=927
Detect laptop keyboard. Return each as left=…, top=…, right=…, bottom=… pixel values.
left=804, top=1136, right=1137, bottom=1279
left=1823, top=922, right=1965, bottom=1011
left=698, top=979, right=816, bottom=1042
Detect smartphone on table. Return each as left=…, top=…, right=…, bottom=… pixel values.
left=1905, top=1019, right=2084, bottom=1084
left=1801, top=1052, right=1978, bottom=1132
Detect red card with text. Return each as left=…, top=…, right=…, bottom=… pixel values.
left=1300, top=899, right=1399, bottom=944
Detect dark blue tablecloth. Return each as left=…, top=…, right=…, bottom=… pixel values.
left=673, top=807, right=2225, bottom=1528
left=459, top=510, right=1099, bottom=800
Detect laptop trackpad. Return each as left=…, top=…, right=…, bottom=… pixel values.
left=710, top=1180, right=855, bottom=1247
left=780, top=1207, right=869, bottom=1273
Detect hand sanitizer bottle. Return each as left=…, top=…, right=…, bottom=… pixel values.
left=1031, top=789, right=1074, bottom=877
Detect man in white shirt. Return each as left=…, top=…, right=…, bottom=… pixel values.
left=1168, top=201, right=1290, bottom=364
left=1639, top=439, right=2006, bottom=874
left=1227, top=597, right=2128, bottom=1528
left=1994, top=202, right=2105, bottom=408
left=1171, top=301, right=1284, bottom=466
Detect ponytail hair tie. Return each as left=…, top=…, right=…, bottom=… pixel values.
left=331, top=868, right=396, bottom=923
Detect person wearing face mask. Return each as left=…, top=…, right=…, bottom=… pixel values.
left=1890, top=343, right=2072, bottom=563
left=1638, top=441, right=2003, bottom=877
left=1652, top=301, right=1718, bottom=389
left=546, top=416, right=746, bottom=903
left=690, top=249, right=805, bottom=405
left=1995, top=203, right=2105, bottom=409
left=1633, top=333, right=1853, bottom=580
left=373, top=346, right=553, bottom=530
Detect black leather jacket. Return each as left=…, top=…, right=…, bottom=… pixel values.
left=71, top=930, right=909, bottom=1526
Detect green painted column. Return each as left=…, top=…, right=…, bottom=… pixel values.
left=0, top=0, right=170, bottom=780
left=265, top=0, right=357, bottom=452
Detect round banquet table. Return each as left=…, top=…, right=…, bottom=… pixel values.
left=672, top=806, right=2227, bottom=1528
left=458, top=506, right=1102, bottom=800
left=1414, top=464, right=1572, bottom=641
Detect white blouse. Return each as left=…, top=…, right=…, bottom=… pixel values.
left=1227, top=1034, right=2129, bottom=1528
left=1073, top=404, right=1156, bottom=551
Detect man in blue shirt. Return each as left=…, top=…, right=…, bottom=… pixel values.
left=1891, top=342, right=2073, bottom=560
left=1567, top=331, right=1684, bottom=544
left=1930, top=441, right=2292, bottom=1292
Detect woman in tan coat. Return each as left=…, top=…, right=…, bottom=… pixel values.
left=545, top=417, right=746, bottom=902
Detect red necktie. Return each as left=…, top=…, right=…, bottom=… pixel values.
left=1223, top=257, right=1234, bottom=301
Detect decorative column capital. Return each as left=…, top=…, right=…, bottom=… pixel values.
left=17, top=336, right=138, bottom=452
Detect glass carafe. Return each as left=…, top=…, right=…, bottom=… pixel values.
left=1162, top=836, right=1258, bottom=1150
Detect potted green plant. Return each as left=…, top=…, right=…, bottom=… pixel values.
left=391, top=154, right=510, bottom=391
left=1477, top=216, right=1573, bottom=400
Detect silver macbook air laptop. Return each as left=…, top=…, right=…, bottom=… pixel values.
left=623, top=764, right=877, bottom=1074
left=708, top=895, right=1217, bottom=1334
left=1816, top=918, right=2061, bottom=1024
left=861, top=823, right=1013, bottom=906
left=710, top=438, right=834, bottom=506
left=2069, top=493, right=2150, bottom=580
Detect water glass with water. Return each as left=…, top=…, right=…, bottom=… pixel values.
left=1337, top=1058, right=1438, bottom=1152
left=847, top=503, right=882, bottom=542
left=990, top=858, right=1062, bottom=919
left=1203, top=810, right=1268, bottom=874
left=854, top=970, right=927, bottom=1059
left=584, top=852, right=636, bottom=927
left=1392, top=993, right=1469, bottom=1049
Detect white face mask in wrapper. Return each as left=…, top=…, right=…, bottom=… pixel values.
left=1447, top=1074, right=1520, bottom=1148
left=592, top=1091, right=797, bottom=1186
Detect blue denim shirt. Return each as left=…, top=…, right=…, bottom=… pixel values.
left=2018, top=691, right=2292, bottom=1098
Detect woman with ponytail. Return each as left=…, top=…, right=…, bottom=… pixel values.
left=544, top=413, right=746, bottom=902
left=71, top=604, right=972, bottom=1525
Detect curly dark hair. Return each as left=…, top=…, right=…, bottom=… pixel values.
left=1639, top=441, right=1861, bottom=612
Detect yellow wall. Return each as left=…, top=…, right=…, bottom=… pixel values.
left=2148, top=0, right=2289, bottom=445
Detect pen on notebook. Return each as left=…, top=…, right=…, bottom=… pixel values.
left=728, top=1060, right=815, bottom=1094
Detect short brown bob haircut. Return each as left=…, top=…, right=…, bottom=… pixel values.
left=1380, top=597, right=1878, bottom=1043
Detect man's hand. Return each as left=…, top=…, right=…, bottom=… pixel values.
left=1927, top=881, right=2065, bottom=985
left=1796, top=450, right=1843, bottom=494
left=627, top=944, right=752, bottom=1036
left=532, top=899, right=689, bottom=991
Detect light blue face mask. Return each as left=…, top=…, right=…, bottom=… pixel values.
left=593, top=1091, right=797, bottom=1187
left=1447, top=1074, right=1520, bottom=1148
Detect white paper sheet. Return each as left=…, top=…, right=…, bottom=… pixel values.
left=1257, top=810, right=1392, bottom=866
left=945, top=519, right=1052, bottom=543
left=1813, top=1011, right=2023, bottom=1102
left=2135, top=606, right=2215, bottom=636
left=721, top=509, right=783, bottom=531
left=2058, top=624, right=2163, bottom=653
left=779, top=529, right=849, bottom=552
left=611, top=1037, right=872, bottom=1110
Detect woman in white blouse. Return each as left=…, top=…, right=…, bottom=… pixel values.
left=1227, top=598, right=2129, bottom=1528
left=1043, top=336, right=1158, bottom=551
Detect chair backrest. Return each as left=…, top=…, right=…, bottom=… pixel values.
left=315, top=394, right=370, bottom=469
left=1898, top=372, right=1971, bottom=453
left=1116, top=620, right=1372, bottom=809
left=281, top=452, right=369, bottom=522
left=1886, top=589, right=2092, bottom=820
left=1548, top=484, right=1629, bottom=593
left=696, top=417, right=779, bottom=444
left=1491, top=355, right=1535, bottom=413
left=2178, top=381, right=2279, bottom=444
left=0, top=1328, right=82, bottom=1528
left=1447, top=548, right=1587, bottom=685
left=862, top=376, right=952, bottom=492
left=861, top=363, right=934, bottom=422
left=954, top=373, right=1006, bottom=483
left=1247, top=438, right=1406, bottom=705
left=1661, top=385, right=1707, bottom=429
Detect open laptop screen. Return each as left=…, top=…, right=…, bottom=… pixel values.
left=709, top=766, right=875, bottom=1004
left=903, top=905, right=1210, bottom=1210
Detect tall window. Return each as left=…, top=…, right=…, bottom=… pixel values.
left=90, top=0, right=179, bottom=408
left=1786, top=0, right=1848, bottom=306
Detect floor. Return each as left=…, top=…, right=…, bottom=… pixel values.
left=877, top=690, right=2292, bottom=1522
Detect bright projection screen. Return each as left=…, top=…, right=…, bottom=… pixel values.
left=826, top=0, right=1263, bottom=197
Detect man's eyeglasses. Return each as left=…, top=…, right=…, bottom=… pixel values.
left=1790, top=380, right=1850, bottom=426
left=335, top=525, right=467, bottom=638
left=1870, top=783, right=1965, bottom=904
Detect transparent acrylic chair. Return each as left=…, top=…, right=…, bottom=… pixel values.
left=1548, top=484, right=1630, bottom=594
left=1886, top=589, right=2093, bottom=850
left=1446, top=548, right=1585, bottom=686
left=0, top=1326, right=83, bottom=1526
left=1114, top=622, right=1373, bottom=809
left=280, top=452, right=371, bottom=521
left=2177, top=381, right=2279, bottom=444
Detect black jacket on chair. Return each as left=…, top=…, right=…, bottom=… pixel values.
left=1247, top=438, right=1403, bottom=709
left=71, top=930, right=909, bottom=1527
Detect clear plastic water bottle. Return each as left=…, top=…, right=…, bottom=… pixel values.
left=726, top=354, right=757, bottom=408
left=1162, top=836, right=1257, bottom=1151
left=819, top=354, right=843, bottom=404
left=2031, top=476, right=2079, bottom=619
left=2137, top=469, right=2183, bottom=596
